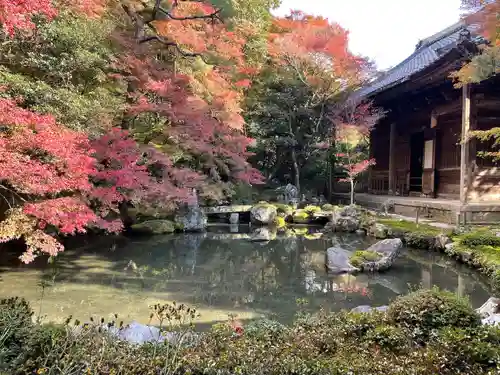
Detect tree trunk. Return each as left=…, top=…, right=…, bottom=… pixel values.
left=291, top=147, right=300, bottom=194
left=350, top=179, right=354, bottom=205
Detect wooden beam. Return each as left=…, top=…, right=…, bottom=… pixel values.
left=434, top=100, right=461, bottom=116
left=460, top=83, right=471, bottom=204
left=388, top=123, right=396, bottom=194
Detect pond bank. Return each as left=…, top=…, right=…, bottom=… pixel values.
left=365, top=215, right=500, bottom=291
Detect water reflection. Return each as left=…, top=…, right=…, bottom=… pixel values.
left=0, top=229, right=492, bottom=326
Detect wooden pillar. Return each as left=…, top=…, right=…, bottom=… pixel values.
left=460, top=84, right=471, bottom=204
left=388, top=123, right=396, bottom=195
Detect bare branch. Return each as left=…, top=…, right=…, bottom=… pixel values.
left=122, top=0, right=223, bottom=61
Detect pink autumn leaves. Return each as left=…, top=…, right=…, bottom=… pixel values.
left=0, top=98, right=192, bottom=263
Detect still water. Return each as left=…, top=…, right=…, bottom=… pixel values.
left=0, top=227, right=492, bottom=326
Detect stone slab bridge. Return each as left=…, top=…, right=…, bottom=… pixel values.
left=202, top=205, right=253, bottom=215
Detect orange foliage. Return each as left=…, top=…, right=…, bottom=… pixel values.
left=270, top=10, right=367, bottom=82
left=462, top=0, right=500, bottom=44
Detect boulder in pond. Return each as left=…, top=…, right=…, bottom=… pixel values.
left=335, top=216, right=360, bottom=233
left=251, top=204, right=277, bottom=224
left=292, top=209, right=310, bottom=224
left=326, top=247, right=359, bottom=274
left=359, top=238, right=403, bottom=272
left=130, top=220, right=176, bottom=234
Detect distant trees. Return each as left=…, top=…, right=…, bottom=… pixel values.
left=245, top=11, right=375, bottom=194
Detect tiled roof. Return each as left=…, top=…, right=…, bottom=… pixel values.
left=358, top=21, right=480, bottom=98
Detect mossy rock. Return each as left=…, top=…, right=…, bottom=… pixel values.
left=130, top=220, right=176, bottom=234
left=304, top=205, right=321, bottom=214
left=304, top=233, right=323, bottom=240
left=273, top=203, right=294, bottom=216
left=350, top=250, right=383, bottom=268
left=377, top=218, right=447, bottom=237
left=321, top=204, right=336, bottom=212
left=292, top=227, right=309, bottom=236
left=293, top=209, right=310, bottom=224
left=273, top=216, right=286, bottom=229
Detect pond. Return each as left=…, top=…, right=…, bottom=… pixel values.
left=0, top=227, right=492, bottom=327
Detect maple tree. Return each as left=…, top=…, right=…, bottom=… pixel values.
left=0, top=0, right=269, bottom=264
left=118, top=0, right=264, bottom=200
left=453, top=0, right=500, bottom=162
left=332, top=100, right=384, bottom=205
left=0, top=97, right=207, bottom=263
left=0, top=0, right=57, bottom=36
left=0, top=97, right=99, bottom=262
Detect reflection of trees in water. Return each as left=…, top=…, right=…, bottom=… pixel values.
left=18, top=232, right=492, bottom=321
left=115, top=234, right=379, bottom=318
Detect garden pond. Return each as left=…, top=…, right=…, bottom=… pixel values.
left=0, top=226, right=493, bottom=327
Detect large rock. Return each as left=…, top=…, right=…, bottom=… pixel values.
left=368, top=223, right=390, bottom=239
left=336, top=216, right=360, bottom=232
left=360, top=238, right=403, bottom=272
left=432, top=234, right=451, bottom=250
left=326, top=247, right=359, bottom=274
left=175, top=206, right=207, bottom=232
left=340, top=205, right=362, bottom=218
left=477, top=297, right=500, bottom=318
left=478, top=297, right=500, bottom=326
left=251, top=204, right=277, bottom=224
left=105, top=321, right=199, bottom=345
left=292, top=209, right=310, bottom=224
left=130, top=220, right=175, bottom=234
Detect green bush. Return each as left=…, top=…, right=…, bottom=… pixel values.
left=0, top=297, right=34, bottom=369
left=387, top=287, right=480, bottom=341
left=364, top=324, right=411, bottom=352
left=1, top=292, right=499, bottom=375
left=459, top=231, right=500, bottom=248
left=429, top=326, right=500, bottom=372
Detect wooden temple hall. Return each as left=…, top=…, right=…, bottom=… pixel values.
left=353, top=22, right=500, bottom=223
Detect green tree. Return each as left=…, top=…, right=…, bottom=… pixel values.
left=0, top=10, right=125, bottom=135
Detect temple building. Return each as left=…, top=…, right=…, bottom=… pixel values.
left=345, top=22, right=500, bottom=223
